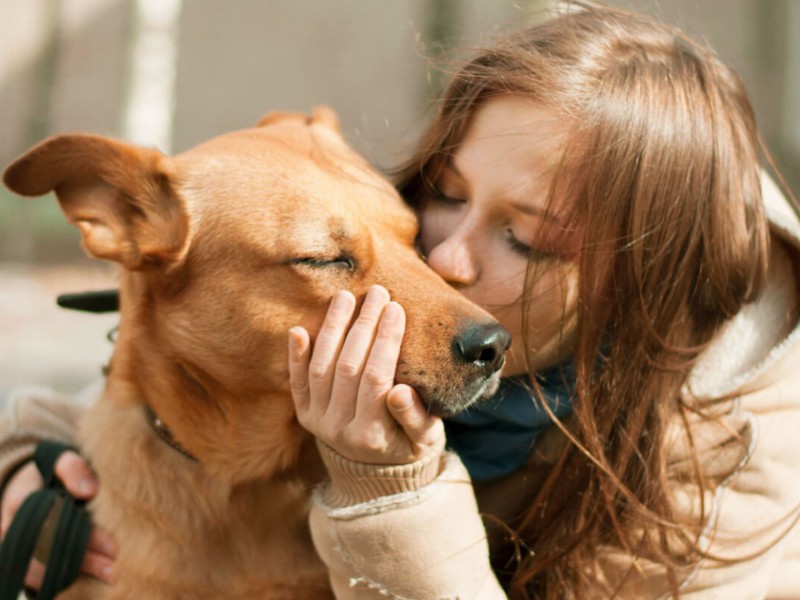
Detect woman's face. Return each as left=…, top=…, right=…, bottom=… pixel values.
left=418, top=95, right=579, bottom=375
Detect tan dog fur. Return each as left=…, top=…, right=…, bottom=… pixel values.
left=3, top=107, right=506, bottom=599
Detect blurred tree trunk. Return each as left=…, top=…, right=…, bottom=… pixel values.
left=3, top=0, right=62, bottom=263
left=25, top=0, right=60, bottom=147
left=123, top=0, right=182, bottom=153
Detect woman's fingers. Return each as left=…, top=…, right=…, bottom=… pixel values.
left=3, top=456, right=116, bottom=592
left=290, top=286, right=438, bottom=465
left=81, top=547, right=116, bottom=583
left=54, top=451, right=99, bottom=499
left=328, top=286, right=391, bottom=422
left=86, top=526, right=118, bottom=560
left=23, top=558, right=45, bottom=591
left=387, top=384, right=444, bottom=449
left=306, top=291, right=357, bottom=415
left=288, top=326, right=312, bottom=416
left=0, top=453, right=97, bottom=536
left=354, top=301, right=406, bottom=423
left=22, top=546, right=116, bottom=590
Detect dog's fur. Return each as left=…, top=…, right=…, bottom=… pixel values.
left=3, top=107, right=506, bottom=598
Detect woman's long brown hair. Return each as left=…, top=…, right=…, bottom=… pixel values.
left=396, top=2, right=772, bottom=597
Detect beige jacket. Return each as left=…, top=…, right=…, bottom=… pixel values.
left=307, top=173, right=800, bottom=599
left=1, top=176, right=799, bottom=599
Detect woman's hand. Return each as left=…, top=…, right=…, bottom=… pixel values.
left=0, top=451, right=117, bottom=587
left=288, top=285, right=444, bottom=465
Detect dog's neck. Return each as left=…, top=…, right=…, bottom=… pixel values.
left=100, top=274, right=323, bottom=488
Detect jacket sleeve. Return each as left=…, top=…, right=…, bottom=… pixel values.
left=0, top=381, right=99, bottom=491
left=309, top=440, right=507, bottom=599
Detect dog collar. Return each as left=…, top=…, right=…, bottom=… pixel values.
left=144, top=406, right=198, bottom=462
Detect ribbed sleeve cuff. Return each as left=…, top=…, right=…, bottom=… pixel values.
left=0, top=439, right=38, bottom=496
left=317, top=439, right=446, bottom=508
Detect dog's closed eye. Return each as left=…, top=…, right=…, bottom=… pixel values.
left=290, top=255, right=356, bottom=271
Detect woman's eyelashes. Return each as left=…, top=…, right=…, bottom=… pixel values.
left=429, top=188, right=466, bottom=206
left=429, top=187, right=555, bottom=261
left=504, top=228, right=532, bottom=257
left=506, top=231, right=557, bottom=262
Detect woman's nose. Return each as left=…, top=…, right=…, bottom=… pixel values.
left=426, top=234, right=478, bottom=286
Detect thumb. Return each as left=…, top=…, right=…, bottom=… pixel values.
left=386, top=385, right=444, bottom=448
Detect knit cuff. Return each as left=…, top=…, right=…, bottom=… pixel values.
left=0, top=439, right=39, bottom=498
left=317, top=439, right=446, bottom=508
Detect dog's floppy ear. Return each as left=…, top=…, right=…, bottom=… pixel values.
left=256, top=105, right=341, bottom=133
left=309, top=106, right=341, bottom=133
left=3, top=134, right=189, bottom=270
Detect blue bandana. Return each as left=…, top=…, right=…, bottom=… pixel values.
left=444, top=362, right=575, bottom=482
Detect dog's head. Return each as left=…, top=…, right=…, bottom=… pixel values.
left=3, top=107, right=510, bottom=480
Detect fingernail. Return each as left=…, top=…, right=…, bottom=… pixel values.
left=78, top=478, right=95, bottom=495
left=382, top=302, right=402, bottom=323
left=332, top=291, right=351, bottom=310
left=102, top=565, right=114, bottom=582
left=288, top=328, right=299, bottom=348
left=364, top=285, right=387, bottom=305
left=389, top=388, right=412, bottom=410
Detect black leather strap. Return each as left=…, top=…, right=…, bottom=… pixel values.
left=0, top=441, right=93, bottom=600
left=34, top=441, right=70, bottom=488
left=0, top=490, right=57, bottom=600
left=56, top=289, right=119, bottom=313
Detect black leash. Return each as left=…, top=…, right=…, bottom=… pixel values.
left=0, top=441, right=93, bottom=599
left=0, top=291, right=117, bottom=596
left=56, top=289, right=119, bottom=313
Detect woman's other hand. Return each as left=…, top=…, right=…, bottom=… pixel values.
left=288, top=285, right=444, bottom=464
left=0, top=451, right=117, bottom=588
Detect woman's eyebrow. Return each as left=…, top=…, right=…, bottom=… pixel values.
left=446, top=159, right=562, bottom=224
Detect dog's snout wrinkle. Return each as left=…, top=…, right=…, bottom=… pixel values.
left=453, top=323, right=511, bottom=374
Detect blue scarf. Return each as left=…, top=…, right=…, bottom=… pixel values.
left=444, top=361, right=575, bottom=482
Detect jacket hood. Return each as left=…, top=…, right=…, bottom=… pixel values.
left=686, top=172, right=800, bottom=400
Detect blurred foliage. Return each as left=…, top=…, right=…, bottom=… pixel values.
left=0, top=187, right=84, bottom=263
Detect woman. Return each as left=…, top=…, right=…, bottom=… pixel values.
left=3, top=2, right=800, bottom=597
left=286, top=3, right=800, bottom=598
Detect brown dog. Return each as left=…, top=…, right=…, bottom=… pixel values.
left=3, top=107, right=510, bottom=599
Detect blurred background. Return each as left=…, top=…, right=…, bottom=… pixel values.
left=1, top=0, right=798, bottom=399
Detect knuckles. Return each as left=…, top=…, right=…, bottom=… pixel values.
left=290, top=380, right=310, bottom=400
left=335, top=360, right=362, bottom=378
left=308, top=363, right=330, bottom=381
left=337, top=427, right=389, bottom=455
left=361, top=365, right=391, bottom=387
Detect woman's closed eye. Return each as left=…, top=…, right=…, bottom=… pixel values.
left=504, top=228, right=559, bottom=262
left=429, top=188, right=466, bottom=206
left=504, top=228, right=531, bottom=257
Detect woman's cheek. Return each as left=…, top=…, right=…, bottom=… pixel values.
left=418, top=205, right=453, bottom=255
left=507, top=264, right=580, bottom=373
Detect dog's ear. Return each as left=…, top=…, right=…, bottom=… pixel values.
left=255, top=110, right=305, bottom=128
left=3, top=134, right=189, bottom=270
left=309, top=106, right=341, bottom=133
left=256, top=105, right=341, bottom=133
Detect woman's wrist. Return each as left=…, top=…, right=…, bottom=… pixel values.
left=316, top=437, right=445, bottom=508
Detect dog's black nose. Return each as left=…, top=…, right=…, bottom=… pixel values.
left=454, top=323, right=512, bottom=374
